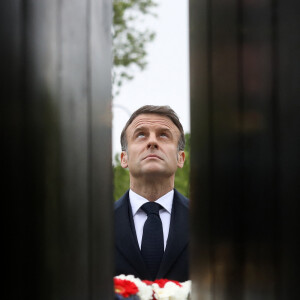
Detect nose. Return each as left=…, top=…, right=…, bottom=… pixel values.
left=147, top=133, right=158, bottom=149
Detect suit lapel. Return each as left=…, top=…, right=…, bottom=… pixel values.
left=115, top=191, right=150, bottom=279
left=156, top=190, right=189, bottom=279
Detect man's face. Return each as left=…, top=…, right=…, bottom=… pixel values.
left=120, top=114, right=185, bottom=179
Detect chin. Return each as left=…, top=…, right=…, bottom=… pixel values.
left=144, top=168, right=163, bottom=174
left=142, top=168, right=172, bottom=178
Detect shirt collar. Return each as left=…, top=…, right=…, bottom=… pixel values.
left=129, top=189, right=174, bottom=216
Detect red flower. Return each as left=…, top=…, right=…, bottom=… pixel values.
left=153, top=279, right=182, bottom=288
left=142, top=280, right=153, bottom=286
left=114, top=278, right=139, bottom=298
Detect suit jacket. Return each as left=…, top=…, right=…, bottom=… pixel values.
left=114, top=189, right=189, bottom=282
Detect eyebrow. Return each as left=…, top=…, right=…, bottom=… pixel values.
left=133, top=126, right=173, bottom=135
left=132, top=126, right=148, bottom=135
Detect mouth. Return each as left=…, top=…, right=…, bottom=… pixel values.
left=143, top=154, right=163, bottom=160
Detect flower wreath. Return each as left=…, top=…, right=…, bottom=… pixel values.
left=114, top=274, right=191, bottom=300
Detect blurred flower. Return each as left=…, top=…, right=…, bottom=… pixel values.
left=114, top=275, right=191, bottom=300
left=114, top=277, right=138, bottom=298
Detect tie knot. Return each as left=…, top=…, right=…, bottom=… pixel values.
left=141, top=202, right=162, bottom=216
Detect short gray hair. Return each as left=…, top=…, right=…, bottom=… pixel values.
left=120, top=105, right=185, bottom=151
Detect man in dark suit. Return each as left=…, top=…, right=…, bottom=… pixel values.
left=114, top=105, right=189, bottom=281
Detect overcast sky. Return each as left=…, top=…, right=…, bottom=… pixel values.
left=112, top=0, right=190, bottom=158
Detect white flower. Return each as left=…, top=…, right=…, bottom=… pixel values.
left=115, top=274, right=153, bottom=300
left=153, top=280, right=191, bottom=300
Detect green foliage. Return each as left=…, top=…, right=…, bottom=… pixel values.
left=174, top=133, right=190, bottom=198
left=113, top=133, right=191, bottom=200
left=113, top=0, right=157, bottom=96
left=113, top=153, right=130, bottom=200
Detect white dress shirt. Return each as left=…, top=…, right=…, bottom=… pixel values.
left=129, top=189, right=174, bottom=250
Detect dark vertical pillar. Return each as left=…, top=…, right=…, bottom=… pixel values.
left=1, top=0, right=113, bottom=299
left=189, top=0, right=300, bottom=298
left=89, top=0, right=114, bottom=298
left=277, top=1, right=300, bottom=298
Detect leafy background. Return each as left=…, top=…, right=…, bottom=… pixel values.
left=113, top=0, right=157, bottom=97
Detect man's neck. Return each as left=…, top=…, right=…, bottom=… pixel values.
left=130, top=176, right=174, bottom=202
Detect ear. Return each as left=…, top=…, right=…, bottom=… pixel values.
left=120, top=151, right=128, bottom=168
left=177, top=151, right=185, bottom=168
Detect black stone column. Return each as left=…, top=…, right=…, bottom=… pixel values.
left=1, top=0, right=113, bottom=299
left=189, top=0, right=299, bottom=298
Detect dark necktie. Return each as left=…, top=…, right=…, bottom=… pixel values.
left=141, top=202, right=164, bottom=280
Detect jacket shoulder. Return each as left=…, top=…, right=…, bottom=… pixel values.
left=114, top=190, right=130, bottom=210
left=173, top=189, right=189, bottom=208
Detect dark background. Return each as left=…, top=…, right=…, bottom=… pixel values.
left=2, top=1, right=113, bottom=299
left=190, top=0, right=300, bottom=298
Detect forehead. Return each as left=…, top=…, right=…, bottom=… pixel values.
left=128, top=114, right=179, bottom=133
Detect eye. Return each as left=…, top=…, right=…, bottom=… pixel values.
left=160, top=132, right=168, bottom=138
left=137, top=132, right=145, bottom=138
